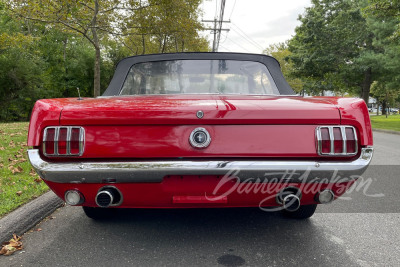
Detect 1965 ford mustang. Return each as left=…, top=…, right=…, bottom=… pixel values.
left=28, top=53, right=373, bottom=219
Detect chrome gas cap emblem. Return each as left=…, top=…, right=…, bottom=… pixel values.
left=196, top=110, right=204, bottom=119
left=189, top=127, right=211, bottom=148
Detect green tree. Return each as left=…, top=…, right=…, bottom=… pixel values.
left=7, top=0, right=134, bottom=97
left=263, top=42, right=303, bottom=93
left=121, top=0, right=209, bottom=54
left=288, top=0, right=383, bottom=103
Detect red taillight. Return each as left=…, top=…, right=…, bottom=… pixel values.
left=320, top=128, right=331, bottom=154
left=70, top=128, right=81, bottom=155
left=58, top=128, right=68, bottom=155
left=333, top=128, right=343, bottom=154
left=44, top=128, right=55, bottom=155
left=43, top=127, right=84, bottom=156
left=346, top=128, right=356, bottom=154
left=316, top=126, right=357, bottom=156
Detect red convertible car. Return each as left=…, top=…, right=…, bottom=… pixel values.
left=28, top=53, right=373, bottom=219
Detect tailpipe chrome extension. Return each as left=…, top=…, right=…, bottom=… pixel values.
left=95, top=187, right=123, bottom=208
left=282, top=194, right=301, bottom=212
left=276, top=187, right=302, bottom=212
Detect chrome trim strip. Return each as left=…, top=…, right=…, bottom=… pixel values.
left=329, top=126, right=334, bottom=154
left=43, top=128, right=48, bottom=155
left=341, top=127, right=347, bottom=154
left=28, top=147, right=373, bottom=184
left=79, top=127, right=85, bottom=156
left=316, top=128, right=322, bottom=155
left=66, top=127, right=71, bottom=155
left=54, top=127, right=60, bottom=155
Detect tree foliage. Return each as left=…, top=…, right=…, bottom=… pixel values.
left=286, top=0, right=400, bottom=106
left=6, top=0, right=209, bottom=97
left=0, top=0, right=208, bottom=121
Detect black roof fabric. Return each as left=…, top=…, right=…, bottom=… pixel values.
left=102, top=52, right=295, bottom=96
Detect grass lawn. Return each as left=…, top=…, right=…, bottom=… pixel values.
left=0, top=122, right=48, bottom=217
left=370, top=114, right=400, bottom=131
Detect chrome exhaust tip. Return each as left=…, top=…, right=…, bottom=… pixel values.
left=276, top=187, right=302, bottom=212
left=95, top=187, right=122, bottom=208
left=282, top=194, right=301, bottom=212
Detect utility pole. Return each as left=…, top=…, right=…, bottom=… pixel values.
left=202, top=19, right=230, bottom=52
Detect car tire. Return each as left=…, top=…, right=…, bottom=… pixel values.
left=281, top=204, right=317, bottom=219
left=82, top=206, right=116, bottom=220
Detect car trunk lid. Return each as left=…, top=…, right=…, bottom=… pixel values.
left=59, top=95, right=340, bottom=125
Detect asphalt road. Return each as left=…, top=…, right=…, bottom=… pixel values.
left=1, top=131, right=399, bottom=267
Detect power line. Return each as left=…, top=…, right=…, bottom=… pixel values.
left=219, top=44, right=232, bottom=52
left=229, top=0, right=237, bottom=20
left=226, top=36, right=253, bottom=53
left=231, top=22, right=264, bottom=51
left=216, top=0, right=227, bottom=52
left=230, top=27, right=264, bottom=51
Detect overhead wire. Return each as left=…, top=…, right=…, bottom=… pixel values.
left=230, top=27, right=264, bottom=52
left=216, top=0, right=226, bottom=51
left=231, top=22, right=264, bottom=51
left=225, top=36, right=253, bottom=53
left=228, top=0, right=237, bottom=20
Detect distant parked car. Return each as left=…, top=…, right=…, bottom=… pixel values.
left=27, top=52, right=374, bottom=220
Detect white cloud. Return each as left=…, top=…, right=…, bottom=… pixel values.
left=200, top=0, right=311, bottom=53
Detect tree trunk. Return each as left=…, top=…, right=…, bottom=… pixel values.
left=382, top=100, right=387, bottom=116
left=92, top=0, right=101, bottom=97
left=161, top=35, right=167, bottom=53
left=361, top=67, right=372, bottom=105
left=142, top=34, right=146, bottom=55
left=63, top=37, right=68, bottom=97
left=93, top=46, right=101, bottom=97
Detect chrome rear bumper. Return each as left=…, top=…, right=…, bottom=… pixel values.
left=28, top=148, right=373, bottom=184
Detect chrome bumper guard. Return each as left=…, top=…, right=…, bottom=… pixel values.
left=28, top=148, right=373, bottom=184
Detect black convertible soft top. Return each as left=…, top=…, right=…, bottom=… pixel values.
left=103, top=52, right=295, bottom=96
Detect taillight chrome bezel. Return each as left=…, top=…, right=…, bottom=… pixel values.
left=43, top=126, right=85, bottom=157
left=316, top=126, right=358, bottom=156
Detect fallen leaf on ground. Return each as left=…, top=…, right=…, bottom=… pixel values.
left=10, top=166, right=23, bottom=174
left=34, top=178, right=41, bottom=183
left=0, top=147, right=4, bottom=151
left=0, top=234, right=23, bottom=256
left=16, top=191, right=22, bottom=196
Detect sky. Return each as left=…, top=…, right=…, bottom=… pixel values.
left=200, top=0, right=312, bottom=53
